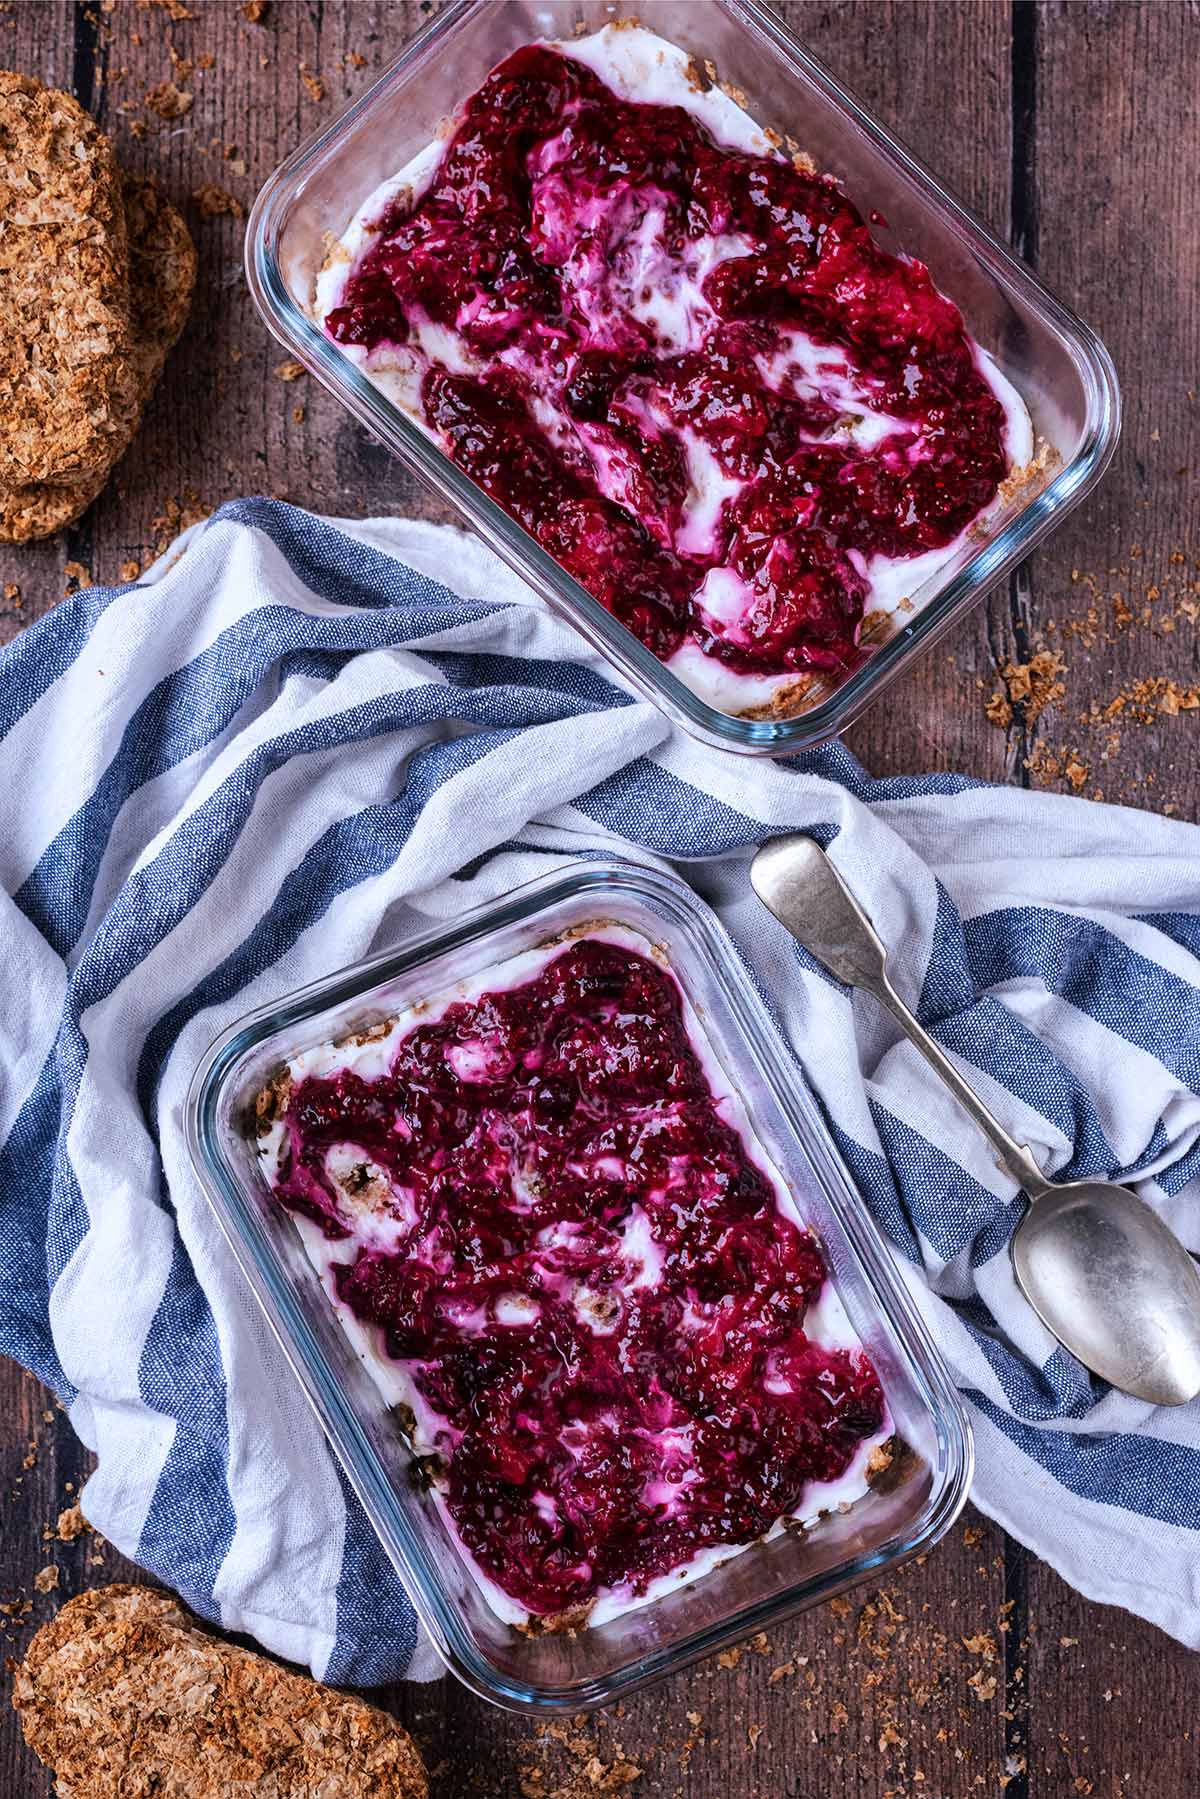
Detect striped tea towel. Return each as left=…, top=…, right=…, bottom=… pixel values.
left=3, top=499, right=1200, bottom=1684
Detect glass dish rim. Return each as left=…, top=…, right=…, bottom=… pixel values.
left=185, top=856, right=974, bottom=1711
left=244, top=0, right=1120, bottom=756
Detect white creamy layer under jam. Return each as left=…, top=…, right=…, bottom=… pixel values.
left=258, top=925, right=892, bottom=1628
left=317, top=25, right=1034, bottom=717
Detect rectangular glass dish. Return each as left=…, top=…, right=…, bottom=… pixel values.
left=186, top=860, right=972, bottom=1710
left=245, top=0, right=1119, bottom=757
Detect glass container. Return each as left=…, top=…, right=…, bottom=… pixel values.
left=246, top=0, right=1119, bottom=755
left=187, top=859, right=972, bottom=1709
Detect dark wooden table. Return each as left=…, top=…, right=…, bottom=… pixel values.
left=2, top=2, right=1198, bottom=1794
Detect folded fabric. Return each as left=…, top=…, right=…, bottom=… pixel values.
left=2, top=500, right=1199, bottom=1683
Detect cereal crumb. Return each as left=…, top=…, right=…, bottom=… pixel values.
left=33, top=1565, right=59, bottom=1594
left=145, top=80, right=193, bottom=120
left=275, top=359, right=306, bottom=382
left=967, top=1667, right=999, bottom=1702
left=56, top=1505, right=86, bottom=1543
left=191, top=182, right=244, bottom=220
left=1064, top=752, right=1090, bottom=792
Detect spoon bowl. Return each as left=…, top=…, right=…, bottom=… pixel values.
left=1011, top=1180, right=1200, bottom=1407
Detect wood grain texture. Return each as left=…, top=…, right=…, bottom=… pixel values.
left=2, top=3, right=1199, bottom=1796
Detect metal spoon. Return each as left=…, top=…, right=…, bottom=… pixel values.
left=750, top=832, right=1200, bottom=1407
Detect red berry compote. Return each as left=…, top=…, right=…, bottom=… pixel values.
left=316, top=25, right=1033, bottom=718
left=256, top=926, right=892, bottom=1628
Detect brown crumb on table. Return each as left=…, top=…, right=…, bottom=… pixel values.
left=967, top=1665, right=999, bottom=1703
left=63, top=561, right=92, bottom=593
left=119, top=559, right=141, bottom=583
left=3, top=582, right=22, bottom=608
left=33, top=1566, right=59, bottom=1594
left=301, top=68, right=325, bottom=103
left=145, top=79, right=192, bottom=119
left=191, top=182, right=244, bottom=220
left=241, top=0, right=269, bottom=19
left=151, top=488, right=212, bottom=552
left=984, top=688, right=1013, bottom=728
left=56, top=1505, right=86, bottom=1543
left=987, top=646, right=1067, bottom=728
left=275, top=358, right=306, bottom=382
left=999, top=544, right=1199, bottom=802
left=1063, top=751, right=1090, bottom=792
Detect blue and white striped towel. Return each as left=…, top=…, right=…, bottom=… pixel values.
left=3, top=499, right=1200, bottom=1683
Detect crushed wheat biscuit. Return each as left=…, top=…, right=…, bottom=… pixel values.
left=13, top=1585, right=428, bottom=1799
left=1, top=170, right=195, bottom=542
left=0, top=72, right=134, bottom=487
left=191, top=181, right=244, bottom=219
left=145, top=79, right=192, bottom=120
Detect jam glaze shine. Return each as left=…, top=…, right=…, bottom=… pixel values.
left=324, top=36, right=1015, bottom=700
left=268, top=933, right=886, bottom=1621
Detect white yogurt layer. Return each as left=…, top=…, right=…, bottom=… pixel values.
left=315, top=24, right=1034, bottom=718
left=261, top=922, right=893, bottom=1632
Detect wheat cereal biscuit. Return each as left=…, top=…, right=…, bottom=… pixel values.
left=0, top=461, right=111, bottom=543
left=0, top=71, right=141, bottom=487
left=0, top=171, right=196, bottom=542
left=12, top=1583, right=429, bottom=1799
left=120, top=170, right=197, bottom=380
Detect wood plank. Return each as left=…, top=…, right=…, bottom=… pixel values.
left=1024, top=1550, right=1200, bottom=1798
left=1021, top=1, right=1200, bottom=1784
left=1000, top=0, right=1200, bottom=823
left=0, top=1360, right=154, bottom=1799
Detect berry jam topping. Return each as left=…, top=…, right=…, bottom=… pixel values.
left=325, top=42, right=1010, bottom=688
left=271, top=938, right=885, bottom=1618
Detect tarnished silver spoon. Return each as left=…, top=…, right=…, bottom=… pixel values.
left=751, top=832, right=1200, bottom=1407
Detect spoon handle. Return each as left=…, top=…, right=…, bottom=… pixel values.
left=868, top=976, right=1050, bottom=1199
left=751, top=834, right=1050, bottom=1199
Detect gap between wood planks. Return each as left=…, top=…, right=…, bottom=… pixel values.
left=995, top=12, right=1036, bottom=1789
